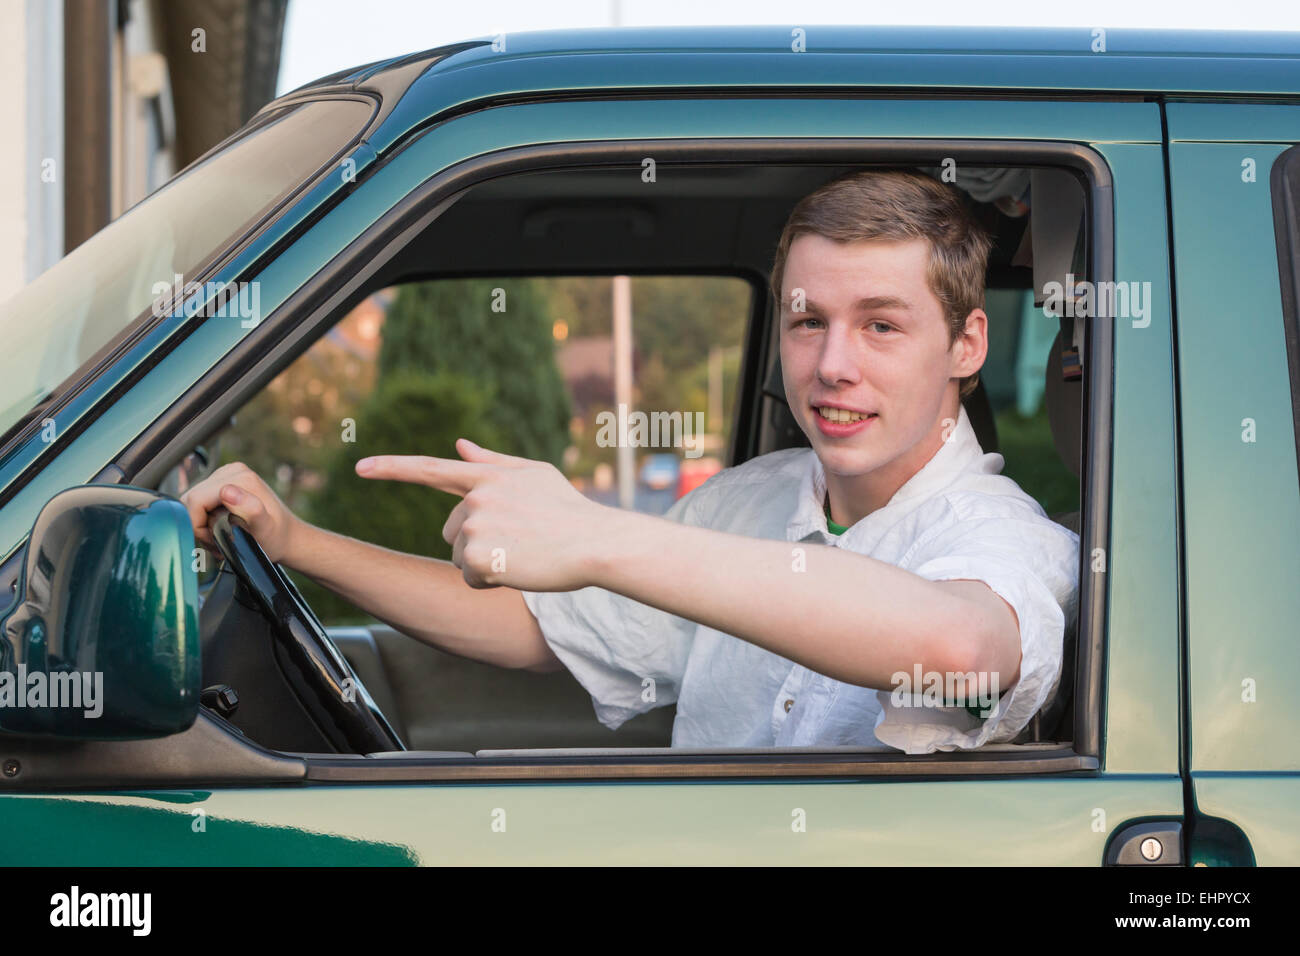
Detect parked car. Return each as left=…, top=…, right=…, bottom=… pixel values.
left=639, top=453, right=680, bottom=491
left=675, top=456, right=722, bottom=499
left=0, top=27, right=1296, bottom=865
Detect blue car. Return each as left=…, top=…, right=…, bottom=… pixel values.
left=639, top=453, right=681, bottom=490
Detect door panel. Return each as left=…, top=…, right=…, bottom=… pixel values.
left=0, top=778, right=1180, bottom=865
left=1167, top=103, right=1300, bottom=864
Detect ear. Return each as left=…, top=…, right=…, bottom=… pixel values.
left=951, top=308, right=989, bottom=380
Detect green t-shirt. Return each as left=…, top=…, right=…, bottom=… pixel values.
left=823, top=495, right=851, bottom=534
left=823, top=496, right=990, bottom=722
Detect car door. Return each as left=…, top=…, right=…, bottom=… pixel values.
left=1166, top=102, right=1300, bottom=866
left=0, top=89, right=1183, bottom=865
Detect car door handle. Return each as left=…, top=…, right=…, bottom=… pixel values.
left=1106, top=821, right=1184, bottom=865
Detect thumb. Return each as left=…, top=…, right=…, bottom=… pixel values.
left=456, top=437, right=528, bottom=467
left=218, top=484, right=268, bottom=532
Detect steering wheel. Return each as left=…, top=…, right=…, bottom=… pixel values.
left=209, top=508, right=405, bottom=754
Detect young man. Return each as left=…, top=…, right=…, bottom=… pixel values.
left=182, top=170, right=1079, bottom=754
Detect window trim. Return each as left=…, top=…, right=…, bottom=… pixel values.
left=1271, top=144, right=1300, bottom=501
left=105, top=135, right=1113, bottom=784
left=0, top=709, right=1094, bottom=792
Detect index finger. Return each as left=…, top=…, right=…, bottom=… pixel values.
left=355, top=454, right=491, bottom=497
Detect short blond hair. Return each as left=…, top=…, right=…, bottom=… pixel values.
left=770, top=169, right=993, bottom=399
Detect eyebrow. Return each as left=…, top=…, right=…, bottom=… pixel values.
left=787, top=295, right=914, bottom=314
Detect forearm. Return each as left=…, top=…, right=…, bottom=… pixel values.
left=284, top=522, right=560, bottom=672
left=589, top=509, right=1014, bottom=689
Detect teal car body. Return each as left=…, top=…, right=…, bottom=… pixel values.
left=0, top=27, right=1297, bottom=865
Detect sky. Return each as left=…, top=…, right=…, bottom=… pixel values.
left=277, top=0, right=1300, bottom=94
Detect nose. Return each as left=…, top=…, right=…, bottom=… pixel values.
left=815, top=322, right=863, bottom=388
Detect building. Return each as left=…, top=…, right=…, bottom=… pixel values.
left=0, top=0, right=287, bottom=307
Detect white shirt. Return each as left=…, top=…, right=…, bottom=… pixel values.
left=520, top=406, right=1079, bottom=754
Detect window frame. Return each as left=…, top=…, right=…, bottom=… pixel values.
left=94, top=136, right=1113, bottom=785
left=1271, top=143, right=1300, bottom=493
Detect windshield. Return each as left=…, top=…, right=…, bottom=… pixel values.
left=0, top=97, right=372, bottom=441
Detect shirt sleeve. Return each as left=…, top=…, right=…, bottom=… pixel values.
left=518, top=491, right=700, bottom=731
left=872, top=506, right=1080, bottom=754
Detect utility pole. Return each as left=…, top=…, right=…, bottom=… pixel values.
left=612, top=275, right=634, bottom=509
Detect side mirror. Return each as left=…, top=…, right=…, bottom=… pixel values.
left=0, top=485, right=200, bottom=738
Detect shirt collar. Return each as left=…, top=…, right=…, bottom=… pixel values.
left=786, top=404, right=994, bottom=542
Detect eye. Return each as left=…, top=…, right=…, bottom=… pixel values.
left=794, top=316, right=824, bottom=330
left=869, top=321, right=895, bottom=334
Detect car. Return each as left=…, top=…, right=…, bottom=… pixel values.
left=0, top=26, right=1297, bottom=866
left=639, top=453, right=680, bottom=490
left=675, top=455, right=722, bottom=499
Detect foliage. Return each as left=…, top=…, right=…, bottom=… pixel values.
left=993, top=403, right=1080, bottom=518
left=295, top=372, right=505, bottom=622
left=215, top=317, right=376, bottom=515
left=379, top=278, right=570, bottom=466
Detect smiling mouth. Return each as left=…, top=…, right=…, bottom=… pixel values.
left=814, top=406, right=877, bottom=424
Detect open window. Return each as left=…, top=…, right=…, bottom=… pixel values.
left=118, top=138, right=1111, bottom=782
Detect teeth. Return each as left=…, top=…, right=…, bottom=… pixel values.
left=817, top=407, right=872, bottom=424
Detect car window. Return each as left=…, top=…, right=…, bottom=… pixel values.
left=134, top=148, right=1101, bottom=764
left=214, top=275, right=752, bottom=624
left=0, top=97, right=372, bottom=443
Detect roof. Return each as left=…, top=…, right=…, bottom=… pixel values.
left=271, top=26, right=1300, bottom=155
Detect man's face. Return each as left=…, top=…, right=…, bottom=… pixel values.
left=779, top=234, right=985, bottom=491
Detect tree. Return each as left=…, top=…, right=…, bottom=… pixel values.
left=378, top=278, right=570, bottom=466
left=298, top=372, right=505, bottom=622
